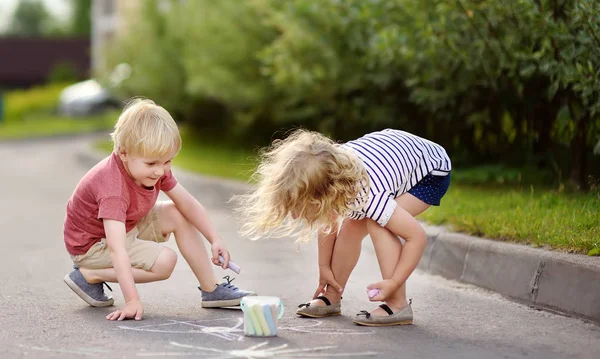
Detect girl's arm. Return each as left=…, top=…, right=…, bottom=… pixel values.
left=313, top=222, right=344, bottom=297
left=317, top=225, right=338, bottom=268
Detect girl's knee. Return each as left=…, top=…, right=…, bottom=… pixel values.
left=366, top=219, right=381, bottom=233
left=152, top=247, right=177, bottom=280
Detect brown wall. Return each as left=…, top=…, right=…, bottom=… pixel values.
left=0, top=37, right=90, bottom=88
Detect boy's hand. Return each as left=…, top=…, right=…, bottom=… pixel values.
left=210, top=241, right=230, bottom=269
left=106, top=299, right=144, bottom=321
left=313, top=265, right=343, bottom=299
left=366, top=279, right=400, bottom=302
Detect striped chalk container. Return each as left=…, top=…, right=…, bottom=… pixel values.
left=240, top=296, right=285, bottom=337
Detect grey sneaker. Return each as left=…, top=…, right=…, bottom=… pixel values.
left=199, top=276, right=256, bottom=308
left=64, top=267, right=114, bottom=307
left=353, top=301, right=413, bottom=326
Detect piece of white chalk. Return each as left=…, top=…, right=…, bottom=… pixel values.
left=367, top=288, right=380, bottom=298
left=219, top=255, right=241, bottom=274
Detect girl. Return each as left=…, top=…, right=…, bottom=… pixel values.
left=238, top=128, right=451, bottom=326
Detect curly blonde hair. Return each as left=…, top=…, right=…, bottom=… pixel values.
left=237, top=129, right=369, bottom=242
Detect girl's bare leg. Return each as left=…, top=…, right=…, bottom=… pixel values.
left=307, top=219, right=368, bottom=306
left=367, top=193, right=430, bottom=316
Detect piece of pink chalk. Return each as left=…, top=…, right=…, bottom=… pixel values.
left=367, top=289, right=380, bottom=298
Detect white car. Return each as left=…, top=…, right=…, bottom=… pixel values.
left=58, top=64, right=131, bottom=116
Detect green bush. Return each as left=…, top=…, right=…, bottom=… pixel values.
left=4, top=82, right=70, bottom=123
left=47, top=62, right=81, bottom=84
left=102, top=0, right=600, bottom=189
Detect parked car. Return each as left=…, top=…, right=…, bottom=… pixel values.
left=58, top=79, right=120, bottom=116
left=58, top=64, right=131, bottom=117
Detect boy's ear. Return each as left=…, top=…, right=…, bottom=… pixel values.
left=117, top=147, right=128, bottom=162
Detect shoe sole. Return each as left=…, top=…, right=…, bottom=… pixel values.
left=201, top=293, right=257, bottom=308
left=64, top=275, right=114, bottom=307
left=296, top=310, right=341, bottom=318
left=353, top=319, right=413, bottom=327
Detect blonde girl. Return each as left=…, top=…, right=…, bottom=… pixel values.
left=239, top=128, right=451, bottom=326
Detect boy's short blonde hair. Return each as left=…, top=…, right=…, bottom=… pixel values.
left=111, top=98, right=182, bottom=158
left=237, top=129, right=369, bottom=242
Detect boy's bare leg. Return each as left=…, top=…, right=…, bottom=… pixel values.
left=367, top=193, right=430, bottom=315
left=159, top=202, right=219, bottom=290
left=309, top=219, right=368, bottom=306
left=80, top=247, right=177, bottom=284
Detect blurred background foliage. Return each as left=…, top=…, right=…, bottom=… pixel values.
left=101, top=0, right=600, bottom=191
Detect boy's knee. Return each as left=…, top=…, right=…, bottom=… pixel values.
left=152, top=247, right=177, bottom=280
left=161, top=201, right=189, bottom=231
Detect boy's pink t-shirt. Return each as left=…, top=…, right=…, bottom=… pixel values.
left=63, top=152, right=178, bottom=255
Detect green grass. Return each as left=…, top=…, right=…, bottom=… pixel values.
left=0, top=112, right=117, bottom=140
left=419, top=185, right=599, bottom=255
left=4, top=82, right=71, bottom=124
left=95, top=132, right=599, bottom=255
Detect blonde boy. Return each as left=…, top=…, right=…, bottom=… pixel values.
left=63, top=99, right=254, bottom=321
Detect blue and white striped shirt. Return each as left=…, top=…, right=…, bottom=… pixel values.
left=342, top=129, right=451, bottom=226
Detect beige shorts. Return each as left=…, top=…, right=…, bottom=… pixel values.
left=71, top=202, right=170, bottom=271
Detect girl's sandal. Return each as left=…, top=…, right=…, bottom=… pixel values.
left=353, top=300, right=413, bottom=327
left=296, top=296, right=342, bottom=318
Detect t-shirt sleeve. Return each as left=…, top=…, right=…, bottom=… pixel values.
left=97, top=196, right=128, bottom=223
left=363, top=190, right=397, bottom=227
left=160, top=170, right=178, bottom=192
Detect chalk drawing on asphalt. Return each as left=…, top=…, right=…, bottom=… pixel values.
left=118, top=317, right=374, bottom=342
left=136, top=340, right=378, bottom=358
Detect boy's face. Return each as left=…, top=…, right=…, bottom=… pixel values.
left=119, top=150, right=175, bottom=188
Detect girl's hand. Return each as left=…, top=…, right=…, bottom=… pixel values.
left=211, top=241, right=229, bottom=269
left=313, top=265, right=343, bottom=299
left=366, top=279, right=400, bottom=302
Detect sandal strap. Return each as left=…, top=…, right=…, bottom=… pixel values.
left=315, top=296, right=332, bottom=306
left=379, top=304, right=394, bottom=315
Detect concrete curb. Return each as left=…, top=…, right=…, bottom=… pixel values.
left=419, top=225, right=600, bottom=324
left=77, top=146, right=600, bottom=325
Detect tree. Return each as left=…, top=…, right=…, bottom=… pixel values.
left=8, top=0, right=52, bottom=36
left=69, top=0, right=91, bottom=36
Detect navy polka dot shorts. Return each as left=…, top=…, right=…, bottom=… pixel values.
left=408, top=171, right=451, bottom=206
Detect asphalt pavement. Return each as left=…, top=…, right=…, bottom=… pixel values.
left=0, top=135, right=598, bottom=359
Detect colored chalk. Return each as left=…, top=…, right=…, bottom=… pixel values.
left=240, top=301, right=256, bottom=336
left=367, top=289, right=380, bottom=298
left=218, top=255, right=241, bottom=274
left=241, top=296, right=285, bottom=337
left=262, top=303, right=277, bottom=335
left=253, top=303, right=271, bottom=336
left=246, top=304, right=264, bottom=336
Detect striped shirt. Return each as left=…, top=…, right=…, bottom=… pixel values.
left=342, top=129, right=451, bottom=226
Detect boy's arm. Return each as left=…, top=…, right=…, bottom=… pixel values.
left=164, top=184, right=225, bottom=264
left=103, top=219, right=143, bottom=320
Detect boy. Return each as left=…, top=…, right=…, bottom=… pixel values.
left=63, top=98, right=255, bottom=321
